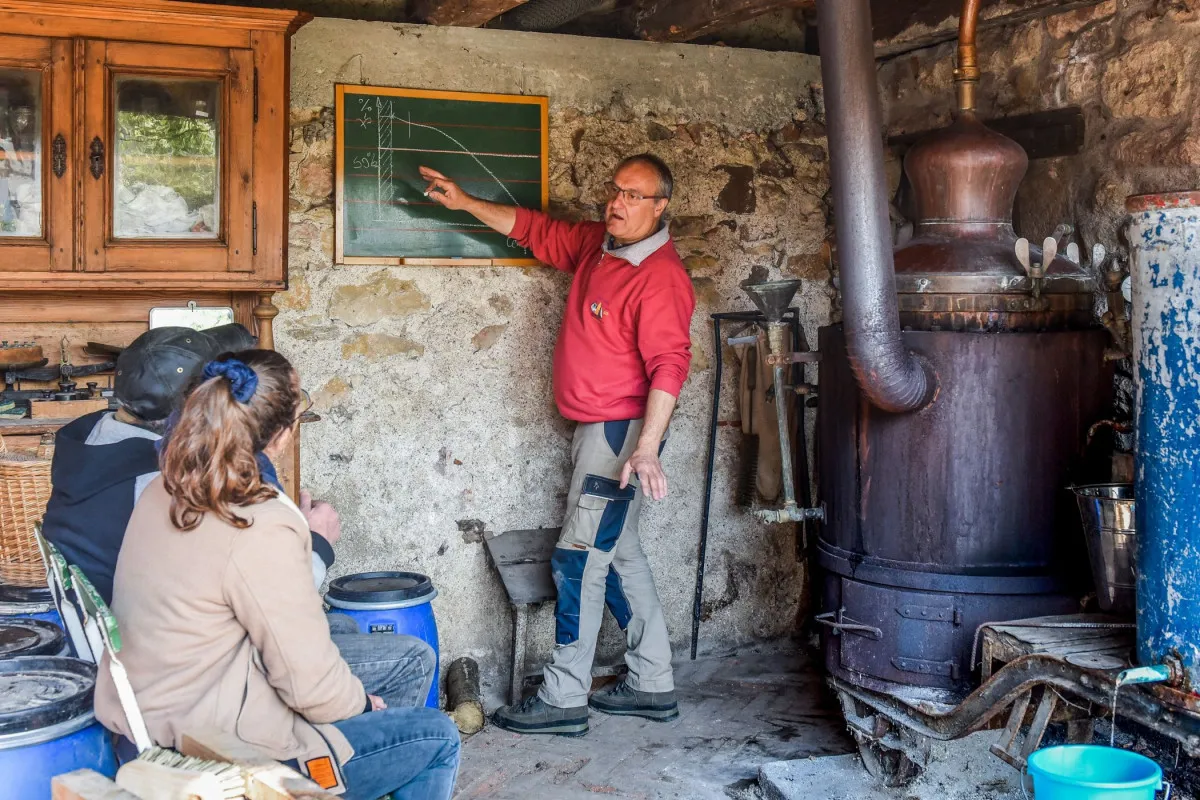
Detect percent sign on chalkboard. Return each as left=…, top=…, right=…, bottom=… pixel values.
left=335, top=85, right=549, bottom=266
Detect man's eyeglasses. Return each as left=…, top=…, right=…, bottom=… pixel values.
left=296, top=388, right=313, bottom=421
left=603, top=181, right=665, bottom=204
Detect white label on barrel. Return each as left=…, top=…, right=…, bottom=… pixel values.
left=369, top=623, right=395, bottom=633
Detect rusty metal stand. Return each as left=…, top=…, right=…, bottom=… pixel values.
left=692, top=308, right=810, bottom=659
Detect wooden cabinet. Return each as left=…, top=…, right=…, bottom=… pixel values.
left=0, top=0, right=308, bottom=292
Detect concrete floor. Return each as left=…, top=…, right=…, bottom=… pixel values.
left=454, top=645, right=856, bottom=799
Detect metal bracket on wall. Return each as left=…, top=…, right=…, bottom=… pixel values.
left=693, top=307, right=814, bottom=660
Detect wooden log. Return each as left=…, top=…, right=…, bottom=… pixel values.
left=180, top=729, right=339, bottom=800
left=635, top=0, right=813, bottom=43
left=446, top=656, right=485, bottom=735
left=410, top=0, right=527, bottom=27
left=51, top=770, right=141, bottom=800
left=115, top=759, right=228, bottom=800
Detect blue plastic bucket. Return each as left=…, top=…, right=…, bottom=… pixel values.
left=0, top=657, right=117, bottom=800
left=1028, top=745, right=1165, bottom=800
left=326, top=572, right=440, bottom=709
left=0, top=618, right=66, bottom=658
left=0, top=584, right=63, bottom=629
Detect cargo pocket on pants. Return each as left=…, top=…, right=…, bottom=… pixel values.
left=561, top=474, right=636, bottom=553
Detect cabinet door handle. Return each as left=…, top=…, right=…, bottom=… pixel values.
left=89, top=136, right=104, bottom=180
left=52, top=134, right=67, bottom=178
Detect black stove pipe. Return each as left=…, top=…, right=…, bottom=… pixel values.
left=815, top=0, right=933, bottom=413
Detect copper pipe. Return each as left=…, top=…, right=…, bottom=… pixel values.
left=954, top=0, right=982, bottom=112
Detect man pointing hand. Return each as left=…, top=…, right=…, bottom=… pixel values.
left=419, top=156, right=695, bottom=735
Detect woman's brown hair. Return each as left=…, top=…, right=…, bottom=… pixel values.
left=160, top=349, right=300, bottom=531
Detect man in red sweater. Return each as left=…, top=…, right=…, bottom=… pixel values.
left=421, top=155, right=695, bottom=735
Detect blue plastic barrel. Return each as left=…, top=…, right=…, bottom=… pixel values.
left=1028, top=745, right=1163, bottom=800
left=0, top=618, right=66, bottom=658
left=325, top=572, right=440, bottom=708
left=0, top=657, right=117, bottom=800
left=1128, top=191, right=1200, bottom=685
left=0, top=584, right=63, bottom=629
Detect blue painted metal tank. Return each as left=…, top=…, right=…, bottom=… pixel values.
left=1129, top=190, right=1200, bottom=687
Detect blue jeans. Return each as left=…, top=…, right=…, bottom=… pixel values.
left=328, top=613, right=435, bottom=709
left=333, top=707, right=460, bottom=800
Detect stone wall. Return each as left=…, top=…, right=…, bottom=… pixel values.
left=283, top=18, right=830, bottom=703
left=877, top=0, right=1200, bottom=263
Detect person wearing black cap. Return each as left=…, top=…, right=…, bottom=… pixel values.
left=41, top=325, right=253, bottom=604
left=42, top=326, right=437, bottom=714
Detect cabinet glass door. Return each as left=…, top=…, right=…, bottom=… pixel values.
left=83, top=40, right=252, bottom=274
left=0, top=68, right=42, bottom=238
left=0, top=35, right=72, bottom=273
left=113, top=76, right=221, bottom=239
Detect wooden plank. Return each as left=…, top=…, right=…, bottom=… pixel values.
left=0, top=30, right=50, bottom=60
left=410, top=0, right=528, bottom=27
left=80, top=38, right=107, bottom=274
left=251, top=30, right=288, bottom=285
left=635, top=0, right=813, bottom=43
left=52, top=769, right=141, bottom=800
left=181, top=729, right=339, bottom=800
left=0, top=418, right=78, bottom=435
left=103, top=41, right=230, bottom=72
left=49, top=37, right=75, bottom=273
left=0, top=0, right=309, bottom=36
left=227, top=48, right=255, bottom=274
left=30, top=397, right=109, bottom=418
left=0, top=273, right=285, bottom=291
left=0, top=292, right=234, bottom=323
left=483, top=527, right=560, bottom=605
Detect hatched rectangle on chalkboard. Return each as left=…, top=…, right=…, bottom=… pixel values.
left=335, top=85, right=549, bottom=266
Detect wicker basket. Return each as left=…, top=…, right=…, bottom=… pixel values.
left=0, top=434, right=53, bottom=587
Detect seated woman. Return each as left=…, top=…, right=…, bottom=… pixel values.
left=95, top=350, right=459, bottom=800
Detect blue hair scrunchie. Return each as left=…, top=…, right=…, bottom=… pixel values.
left=202, top=358, right=259, bottom=404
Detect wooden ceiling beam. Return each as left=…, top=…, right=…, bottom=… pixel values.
left=634, top=0, right=815, bottom=43
left=410, top=0, right=527, bottom=27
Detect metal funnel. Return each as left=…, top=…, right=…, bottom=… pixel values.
left=741, top=279, right=801, bottom=324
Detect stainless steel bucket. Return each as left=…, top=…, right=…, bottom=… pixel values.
left=1072, top=483, right=1136, bottom=613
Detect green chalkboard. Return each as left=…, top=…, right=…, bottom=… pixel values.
left=335, top=84, right=548, bottom=265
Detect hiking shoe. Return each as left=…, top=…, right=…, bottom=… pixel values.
left=588, top=681, right=679, bottom=721
left=491, top=694, right=589, bottom=736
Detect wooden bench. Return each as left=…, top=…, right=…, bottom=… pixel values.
left=978, top=613, right=1135, bottom=769
left=52, top=730, right=337, bottom=800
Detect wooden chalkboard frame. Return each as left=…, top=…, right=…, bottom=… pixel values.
left=334, top=84, right=549, bottom=267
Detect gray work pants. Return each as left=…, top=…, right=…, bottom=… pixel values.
left=538, top=419, right=674, bottom=708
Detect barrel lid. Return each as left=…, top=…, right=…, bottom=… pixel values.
left=0, top=619, right=64, bottom=659
left=0, top=657, right=96, bottom=735
left=327, top=571, right=435, bottom=605
left=0, top=584, right=54, bottom=606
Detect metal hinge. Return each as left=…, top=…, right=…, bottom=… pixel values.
left=892, top=656, right=960, bottom=680
left=252, top=202, right=258, bottom=255
left=897, top=604, right=962, bottom=625
left=253, top=67, right=259, bottom=123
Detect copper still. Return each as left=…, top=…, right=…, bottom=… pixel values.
left=815, top=0, right=1111, bottom=696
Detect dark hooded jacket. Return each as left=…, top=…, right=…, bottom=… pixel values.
left=41, top=412, right=335, bottom=605
left=41, top=411, right=160, bottom=604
